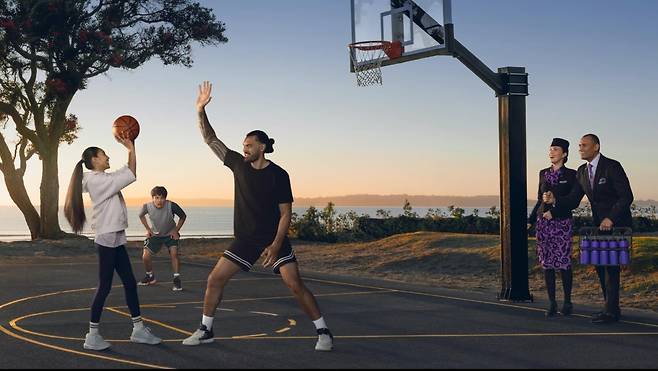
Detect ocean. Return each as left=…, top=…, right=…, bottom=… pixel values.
left=0, top=205, right=522, bottom=241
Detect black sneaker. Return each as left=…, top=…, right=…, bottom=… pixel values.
left=138, top=274, right=157, bottom=286
left=182, top=324, right=214, bottom=346
left=173, top=276, right=182, bottom=291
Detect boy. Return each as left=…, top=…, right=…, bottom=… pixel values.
left=138, top=186, right=187, bottom=291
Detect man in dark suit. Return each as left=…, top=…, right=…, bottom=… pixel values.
left=543, top=134, right=634, bottom=323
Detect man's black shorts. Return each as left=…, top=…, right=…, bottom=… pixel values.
left=223, top=238, right=296, bottom=274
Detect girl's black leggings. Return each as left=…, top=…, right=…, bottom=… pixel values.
left=91, top=244, right=141, bottom=323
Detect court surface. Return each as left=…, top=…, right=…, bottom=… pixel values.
left=1, top=255, right=657, bottom=369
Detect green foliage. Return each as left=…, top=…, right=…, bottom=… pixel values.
left=402, top=198, right=418, bottom=218
left=486, top=206, right=500, bottom=218
left=0, top=0, right=229, bottom=238
left=1, top=0, right=229, bottom=148
left=448, top=205, right=465, bottom=219
left=290, top=200, right=658, bottom=243
left=376, top=209, right=392, bottom=219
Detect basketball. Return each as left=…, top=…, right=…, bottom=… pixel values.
left=112, top=115, right=140, bottom=141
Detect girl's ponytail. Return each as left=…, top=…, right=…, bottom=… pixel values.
left=64, top=147, right=100, bottom=233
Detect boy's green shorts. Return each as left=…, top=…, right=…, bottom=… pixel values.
left=144, top=236, right=180, bottom=255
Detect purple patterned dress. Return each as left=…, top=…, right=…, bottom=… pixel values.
left=535, top=168, right=574, bottom=270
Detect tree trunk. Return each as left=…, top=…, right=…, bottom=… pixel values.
left=3, top=168, right=41, bottom=240
left=39, top=143, right=64, bottom=239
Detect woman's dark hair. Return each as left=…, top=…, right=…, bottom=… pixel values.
left=246, top=130, right=275, bottom=154
left=151, top=186, right=168, bottom=198
left=64, top=147, right=102, bottom=233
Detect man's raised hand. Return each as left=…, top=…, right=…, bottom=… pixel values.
left=196, top=81, right=213, bottom=112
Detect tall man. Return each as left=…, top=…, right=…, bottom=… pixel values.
left=182, top=81, right=334, bottom=351
left=544, top=134, right=633, bottom=323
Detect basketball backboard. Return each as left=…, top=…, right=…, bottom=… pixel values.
left=350, top=0, right=453, bottom=69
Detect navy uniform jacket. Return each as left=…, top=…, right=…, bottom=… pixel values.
left=554, top=154, right=634, bottom=228
left=528, top=166, right=578, bottom=225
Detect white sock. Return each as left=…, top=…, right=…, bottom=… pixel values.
left=146, top=271, right=153, bottom=277
left=132, top=316, right=144, bottom=329
left=312, top=317, right=327, bottom=330
left=202, top=315, right=214, bottom=330
left=89, top=322, right=100, bottom=335
left=173, top=273, right=180, bottom=278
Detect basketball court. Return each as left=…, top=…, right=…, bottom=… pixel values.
left=1, top=1, right=655, bottom=368
left=1, top=254, right=658, bottom=369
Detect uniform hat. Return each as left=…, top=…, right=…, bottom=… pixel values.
left=551, top=138, right=569, bottom=153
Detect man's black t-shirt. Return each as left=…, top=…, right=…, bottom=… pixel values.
left=224, top=150, right=293, bottom=244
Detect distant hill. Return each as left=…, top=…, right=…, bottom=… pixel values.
left=123, top=198, right=233, bottom=207
left=293, top=194, right=501, bottom=207
left=122, top=195, right=658, bottom=208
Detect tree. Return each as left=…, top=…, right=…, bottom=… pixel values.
left=450, top=206, right=465, bottom=219
left=485, top=206, right=500, bottom=219
left=375, top=208, right=391, bottom=219
left=424, top=207, right=446, bottom=220
left=402, top=198, right=417, bottom=218
left=0, top=0, right=228, bottom=239
left=320, top=202, right=336, bottom=233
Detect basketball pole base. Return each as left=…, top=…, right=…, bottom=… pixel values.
left=498, top=290, right=534, bottom=303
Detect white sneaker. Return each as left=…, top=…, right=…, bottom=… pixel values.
left=315, top=328, right=334, bottom=351
left=130, top=326, right=162, bottom=345
left=83, top=332, right=111, bottom=351
left=182, top=324, right=215, bottom=346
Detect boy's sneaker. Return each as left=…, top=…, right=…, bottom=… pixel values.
left=130, top=326, right=162, bottom=345
left=182, top=324, right=214, bottom=346
left=83, top=332, right=111, bottom=351
left=315, top=328, right=334, bottom=351
left=173, top=276, right=183, bottom=291
left=138, top=274, right=157, bottom=286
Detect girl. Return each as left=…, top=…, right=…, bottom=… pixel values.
left=64, top=133, right=161, bottom=350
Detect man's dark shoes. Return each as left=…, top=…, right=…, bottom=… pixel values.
left=591, top=312, right=619, bottom=324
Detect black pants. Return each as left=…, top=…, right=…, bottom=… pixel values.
left=596, top=265, right=621, bottom=315
left=91, top=244, right=141, bottom=323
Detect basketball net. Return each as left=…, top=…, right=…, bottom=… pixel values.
left=349, top=41, right=402, bottom=87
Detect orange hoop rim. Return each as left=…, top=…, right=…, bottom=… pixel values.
left=348, top=40, right=393, bottom=51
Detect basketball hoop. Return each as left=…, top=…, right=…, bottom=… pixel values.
left=349, top=41, right=402, bottom=87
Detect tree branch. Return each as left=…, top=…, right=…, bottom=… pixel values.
left=18, top=137, right=32, bottom=177
left=7, top=41, right=50, bottom=67
left=80, top=0, right=106, bottom=21
left=0, top=102, right=41, bottom=148
left=0, top=131, right=16, bottom=175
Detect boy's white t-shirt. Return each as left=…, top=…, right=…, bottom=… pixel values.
left=82, top=165, right=136, bottom=245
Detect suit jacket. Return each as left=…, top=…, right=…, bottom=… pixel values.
left=555, top=154, right=634, bottom=227
left=529, top=166, right=578, bottom=225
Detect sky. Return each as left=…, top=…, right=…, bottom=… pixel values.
left=1, top=0, right=657, bottom=206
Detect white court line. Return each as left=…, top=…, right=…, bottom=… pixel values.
left=250, top=311, right=278, bottom=317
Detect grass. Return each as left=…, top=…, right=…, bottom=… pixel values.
left=287, top=232, right=658, bottom=312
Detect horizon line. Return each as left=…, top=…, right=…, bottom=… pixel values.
left=1, top=193, right=657, bottom=208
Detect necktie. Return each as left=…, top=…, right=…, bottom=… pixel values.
left=588, top=163, right=595, bottom=190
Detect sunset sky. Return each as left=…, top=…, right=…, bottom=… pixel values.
left=1, top=0, right=657, bottom=207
